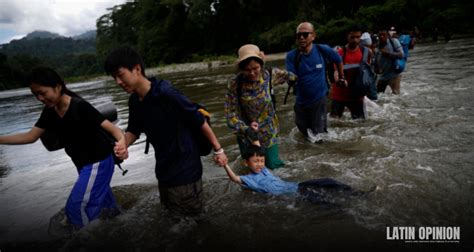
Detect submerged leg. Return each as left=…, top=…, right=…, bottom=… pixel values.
left=297, top=178, right=370, bottom=204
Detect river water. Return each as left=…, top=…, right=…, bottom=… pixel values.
left=0, top=38, right=473, bottom=250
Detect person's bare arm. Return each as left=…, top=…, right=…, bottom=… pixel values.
left=201, top=121, right=228, bottom=167
left=0, top=126, right=44, bottom=145
left=223, top=164, right=242, bottom=184
left=101, top=120, right=128, bottom=160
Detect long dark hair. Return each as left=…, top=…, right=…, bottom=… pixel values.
left=26, top=67, right=79, bottom=97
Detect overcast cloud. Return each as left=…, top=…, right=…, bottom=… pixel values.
left=0, top=0, right=126, bottom=44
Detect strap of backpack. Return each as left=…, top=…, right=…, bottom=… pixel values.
left=316, top=44, right=334, bottom=88
left=283, top=50, right=302, bottom=105
left=265, top=67, right=276, bottom=109
left=342, top=46, right=347, bottom=64
left=143, top=79, right=166, bottom=155
left=388, top=38, right=397, bottom=53
left=361, top=46, right=368, bottom=62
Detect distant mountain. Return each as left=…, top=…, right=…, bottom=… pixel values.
left=0, top=30, right=96, bottom=58
left=24, top=31, right=64, bottom=40
left=73, top=30, right=96, bottom=40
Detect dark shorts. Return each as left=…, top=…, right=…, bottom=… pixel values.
left=158, top=179, right=204, bottom=216
left=330, top=99, right=366, bottom=119
left=294, top=96, right=328, bottom=137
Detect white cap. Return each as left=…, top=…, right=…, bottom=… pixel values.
left=360, top=32, right=372, bottom=46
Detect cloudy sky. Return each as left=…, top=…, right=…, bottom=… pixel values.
left=0, top=0, right=127, bottom=44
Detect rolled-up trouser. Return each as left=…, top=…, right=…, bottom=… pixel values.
left=65, top=154, right=118, bottom=228
left=377, top=74, right=402, bottom=94
left=158, top=178, right=204, bottom=217
left=294, top=96, right=328, bottom=137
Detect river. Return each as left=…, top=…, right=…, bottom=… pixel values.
left=0, top=38, right=473, bottom=250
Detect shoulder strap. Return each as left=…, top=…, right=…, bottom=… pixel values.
left=236, top=74, right=244, bottom=110
left=144, top=79, right=164, bottom=154
left=294, top=50, right=303, bottom=75
left=265, top=67, right=276, bottom=109
left=388, top=38, right=397, bottom=53
left=360, top=46, right=368, bottom=63
left=342, top=47, right=347, bottom=64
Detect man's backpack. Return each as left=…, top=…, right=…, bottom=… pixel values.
left=398, top=34, right=411, bottom=59
left=143, top=79, right=213, bottom=156
left=388, top=38, right=406, bottom=73
left=342, top=46, right=375, bottom=97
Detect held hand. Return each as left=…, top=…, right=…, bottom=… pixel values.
left=114, top=140, right=128, bottom=160
left=336, top=78, right=348, bottom=88
left=213, top=152, right=228, bottom=167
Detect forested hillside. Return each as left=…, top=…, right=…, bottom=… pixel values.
left=1, top=0, right=472, bottom=90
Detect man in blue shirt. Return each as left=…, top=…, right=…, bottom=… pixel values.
left=286, top=22, right=344, bottom=143
left=374, top=29, right=404, bottom=94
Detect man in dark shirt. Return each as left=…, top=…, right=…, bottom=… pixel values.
left=104, top=46, right=228, bottom=216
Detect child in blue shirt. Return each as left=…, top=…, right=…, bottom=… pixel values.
left=223, top=145, right=370, bottom=203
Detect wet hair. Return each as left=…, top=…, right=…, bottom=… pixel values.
left=347, top=24, right=364, bottom=34
left=242, top=144, right=266, bottom=160
left=104, top=46, right=146, bottom=77
left=26, top=67, right=79, bottom=97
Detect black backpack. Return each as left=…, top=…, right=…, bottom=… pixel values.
left=143, top=79, right=213, bottom=156
left=342, top=46, right=375, bottom=97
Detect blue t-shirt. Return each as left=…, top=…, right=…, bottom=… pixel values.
left=240, top=168, right=298, bottom=195
left=286, top=44, right=342, bottom=106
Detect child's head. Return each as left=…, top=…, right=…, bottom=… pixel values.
left=104, top=46, right=146, bottom=78
left=242, top=144, right=266, bottom=173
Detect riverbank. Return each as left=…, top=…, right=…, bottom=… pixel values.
left=81, top=52, right=288, bottom=83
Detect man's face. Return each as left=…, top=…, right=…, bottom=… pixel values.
left=348, top=31, right=362, bottom=48
left=378, top=31, right=388, bottom=44
left=113, top=66, right=141, bottom=93
left=296, top=25, right=315, bottom=49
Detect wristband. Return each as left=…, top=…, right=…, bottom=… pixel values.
left=214, top=147, right=224, bottom=155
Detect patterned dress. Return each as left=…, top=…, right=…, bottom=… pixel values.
left=225, top=68, right=294, bottom=148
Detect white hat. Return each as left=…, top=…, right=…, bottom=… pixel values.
left=360, top=32, right=372, bottom=46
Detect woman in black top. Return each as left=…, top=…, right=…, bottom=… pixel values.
left=0, top=67, right=127, bottom=229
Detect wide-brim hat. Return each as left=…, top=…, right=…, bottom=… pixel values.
left=237, top=44, right=264, bottom=68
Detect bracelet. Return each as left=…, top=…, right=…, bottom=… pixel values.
left=213, top=147, right=224, bottom=155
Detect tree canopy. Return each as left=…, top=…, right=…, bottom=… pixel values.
left=0, top=0, right=473, bottom=90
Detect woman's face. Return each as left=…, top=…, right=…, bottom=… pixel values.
left=241, top=59, right=262, bottom=82
left=30, top=83, right=62, bottom=108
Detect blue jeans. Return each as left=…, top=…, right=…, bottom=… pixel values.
left=294, top=96, right=328, bottom=137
